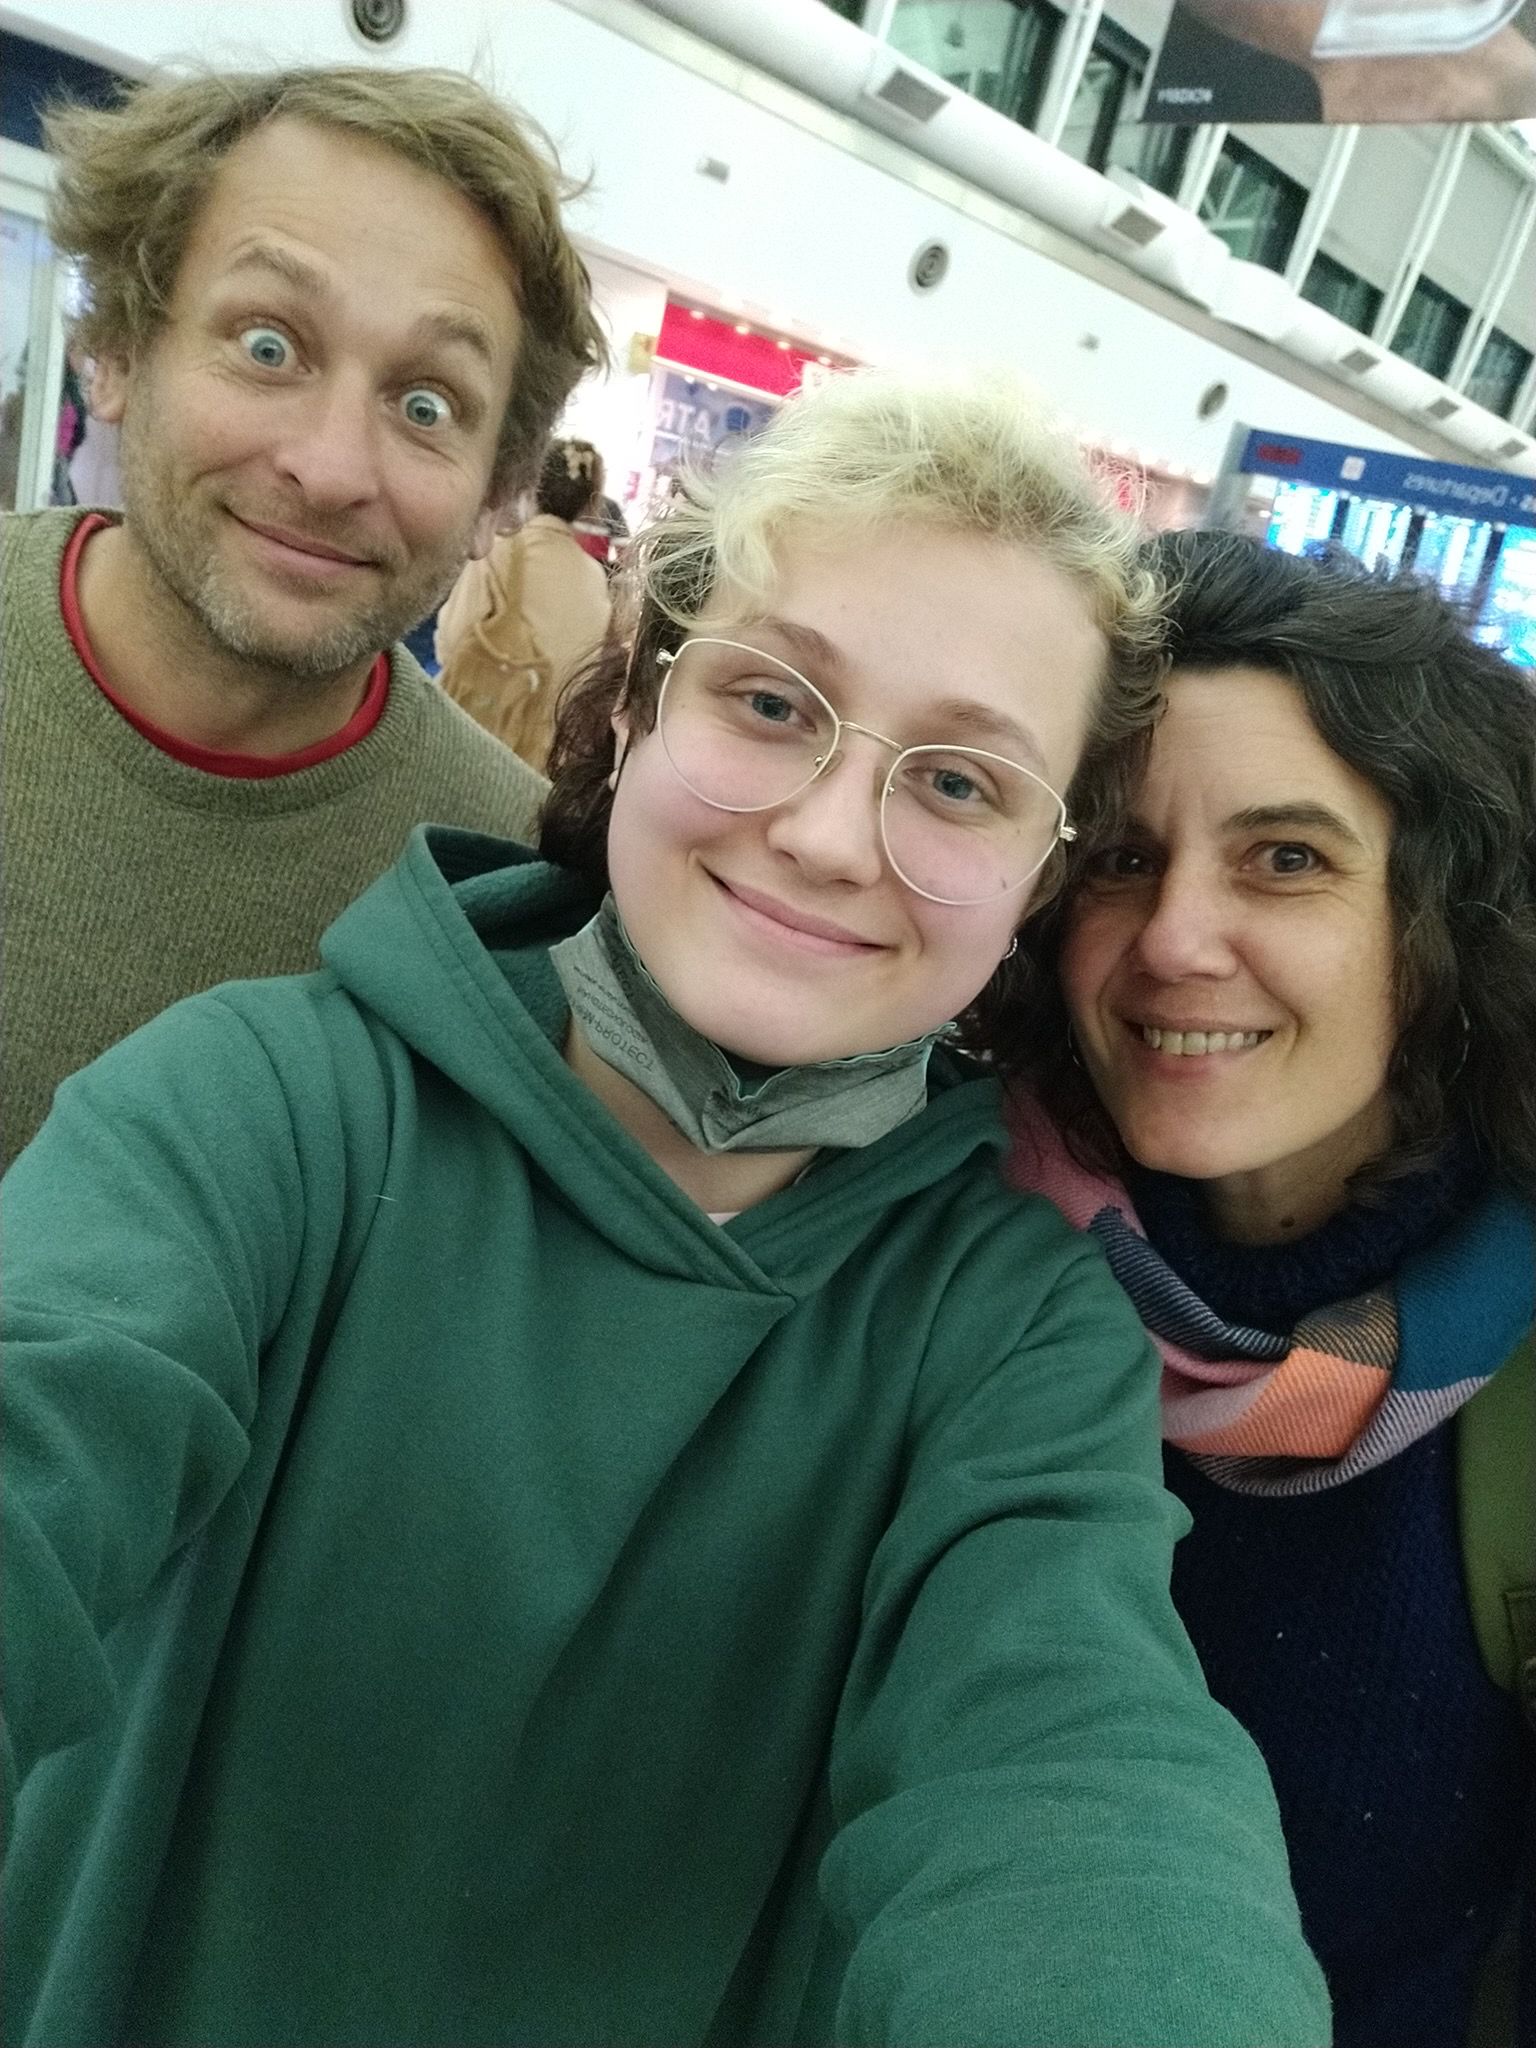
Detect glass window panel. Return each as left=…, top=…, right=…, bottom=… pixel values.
left=1058, top=50, right=1132, bottom=171
left=1266, top=480, right=1341, bottom=554
left=887, top=0, right=1060, bottom=128
left=1340, top=496, right=1413, bottom=572
left=0, top=206, right=54, bottom=513
left=1198, top=138, right=1305, bottom=273
left=1391, top=276, right=1469, bottom=382
left=1465, top=327, right=1532, bottom=418
left=1106, top=117, right=1189, bottom=197
left=1478, top=532, right=1536, bottom=669
left=1300, top=250, right=1383, bottom=334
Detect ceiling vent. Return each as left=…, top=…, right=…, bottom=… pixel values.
left=1337, top=344, right=1382, bottom=376
left=862, top=57, right=950, bottom=124
left=1101, top=201, right=1165, bottom=248
left=1424, top=394, right=1461, bottom=420
left=908, top=239, right=950, bottom=292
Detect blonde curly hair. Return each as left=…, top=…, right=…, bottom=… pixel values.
left=641, top=368, right=1161, bottom=664
left=543, top=367, right=1166, bottom=919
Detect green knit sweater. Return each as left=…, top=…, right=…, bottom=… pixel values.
left=3, top=829, right=1331, bottom=2048
left=0, top=508, right=547, bottom=1166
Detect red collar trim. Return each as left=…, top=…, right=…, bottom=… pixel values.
left=60, top=512, right=390, bottom=779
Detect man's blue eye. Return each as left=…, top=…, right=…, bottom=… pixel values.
left=240, top=327, right=291, bottom=370
left=402, top=389, right=451, bottom=429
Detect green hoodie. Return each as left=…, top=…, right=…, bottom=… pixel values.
left=3, top=829, right=1329, bottom=2048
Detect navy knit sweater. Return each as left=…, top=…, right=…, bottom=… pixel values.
left=1132, top=1163, right=1533, bottom=2048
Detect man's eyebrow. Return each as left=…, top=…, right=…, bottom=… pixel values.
left=405, top=310, right=500, bottom=375
left=1228, top=802, right=1368, bottom=848
left=220, top=243, right=500, bottom=374
left=222, top=242, right=330, bottom=297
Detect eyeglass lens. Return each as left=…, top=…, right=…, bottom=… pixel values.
left=658, top=640, right=1066, bottom=905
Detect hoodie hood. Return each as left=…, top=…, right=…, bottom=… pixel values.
left=320, top=827, right=1007, bottom=1295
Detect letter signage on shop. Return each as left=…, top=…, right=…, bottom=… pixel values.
left=1234, top=428, right=1536, bottom=529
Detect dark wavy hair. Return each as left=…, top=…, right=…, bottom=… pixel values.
left=537, top=439, right=604, bottom=524
left=1008, top=526, right=1536, bottom=1198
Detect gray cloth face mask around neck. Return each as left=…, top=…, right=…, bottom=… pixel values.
left=550, top=894, right=950, bottom=1155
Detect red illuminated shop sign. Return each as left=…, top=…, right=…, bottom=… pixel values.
left=654, top=302, right=851, bottom=398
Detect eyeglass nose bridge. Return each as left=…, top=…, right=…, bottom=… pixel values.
left=654, top=640, right=1077, bottom=891
left=823, top=725, right=1077, bottom=854
left=809, top=718, right=905, bottom=795
left=837, top=718, right=904, bottom=758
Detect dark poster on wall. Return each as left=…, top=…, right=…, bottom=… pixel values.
left=1143, top=0, right=1536, bottom=123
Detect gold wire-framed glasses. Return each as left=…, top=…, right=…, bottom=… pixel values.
left=654, top=636, right=1075, bottom=907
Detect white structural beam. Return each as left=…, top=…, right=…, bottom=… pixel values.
left=1034, top=0, right=1108, bottom=149
left=1446, top=178, right=1536, bottom=391
left=1511, top=353, right=1536, bottom=434
left=1174, top=122, right=1229, bottom=214
left=1478, top=122, right=1536, bottom=187
left=1283, top=125, right=1360, bottom=292
left=1371, top=123, right=1472, bottom=348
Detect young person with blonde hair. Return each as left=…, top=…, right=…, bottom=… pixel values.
left=4, top=372, right=1328, bottom=2048
left=1, top=64, right=604, bottom=1164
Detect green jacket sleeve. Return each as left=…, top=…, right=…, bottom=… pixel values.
left=823, top=1230, right=1332, bottom=2048
left=2, top=995, right=313, bottom=1811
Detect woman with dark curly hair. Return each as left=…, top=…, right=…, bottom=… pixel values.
left=1006, top=526, right=1536, bottom=2048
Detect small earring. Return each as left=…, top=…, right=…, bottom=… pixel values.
left=1002, top=935, right=1018, bottom=962
left=1067, top=1022, right=1084, bottom=1071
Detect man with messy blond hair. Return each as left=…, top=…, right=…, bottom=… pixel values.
left=1, top=64, right=607, bottom=1164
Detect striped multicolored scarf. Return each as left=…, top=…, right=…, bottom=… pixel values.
left=1004, top=1092, right=1534, bottom=1498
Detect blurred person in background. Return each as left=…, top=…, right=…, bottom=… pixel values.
left=577, top=480, right=632, bottom=575
left=63, top=353, right=123, bottom=510
left=1006, top=529, right=1535, bottom=2048
left=49, top=347, right=87, bottom=503
left=0, top=63, right=604, bottom=1166
left=436, top=434, right=612, bottom=771
left=3, top=372, right=1329, bottom=2048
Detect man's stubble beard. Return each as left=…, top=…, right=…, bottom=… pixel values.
left=116, top=392, right=480, bottom=688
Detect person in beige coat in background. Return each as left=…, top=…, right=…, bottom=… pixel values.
left=436, top=438, right=613, bottom=772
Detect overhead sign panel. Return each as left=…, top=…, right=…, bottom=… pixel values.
left=1144, top=0, right=1536, bottom=123
left=1232, top=427, right=1536, bottom=525
left=1212, top=425, right=1536, bottom=667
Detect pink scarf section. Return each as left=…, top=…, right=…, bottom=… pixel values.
left=1002, top=1092, right=1394, bottom=1459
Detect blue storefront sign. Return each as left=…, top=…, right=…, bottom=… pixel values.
left=1234, top=429, right=1536, bottom=532
left=649, top=373, right=778, bottom=472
